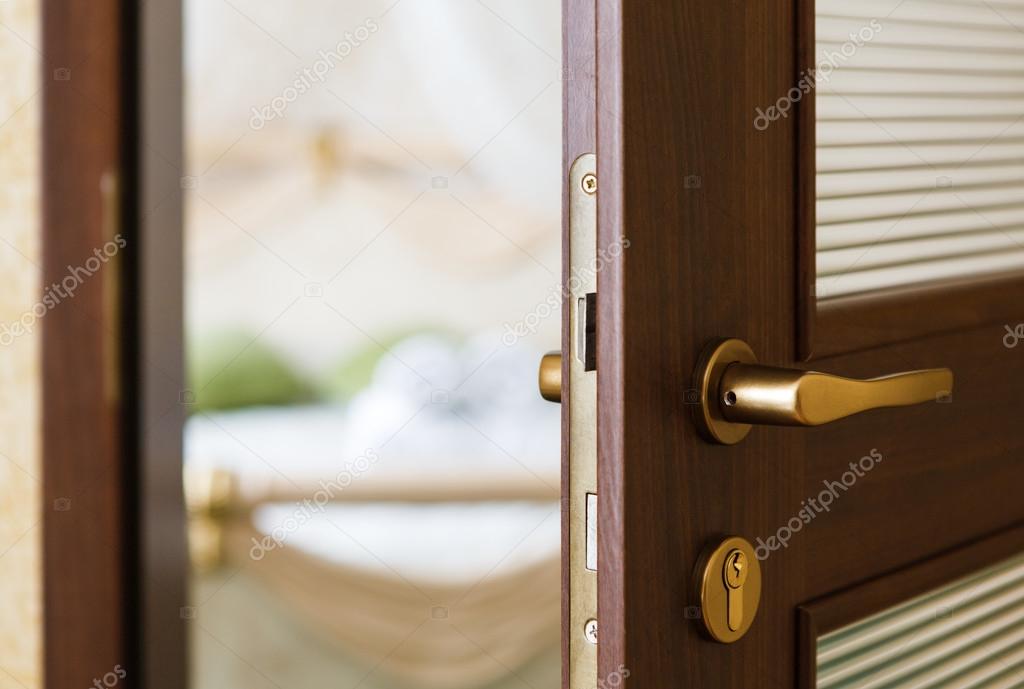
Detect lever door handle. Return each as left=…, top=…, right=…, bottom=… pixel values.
left=693, top=339, right=953, bottom=445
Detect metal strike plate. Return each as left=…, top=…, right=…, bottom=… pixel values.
left=585, top=493, right=597, bottom=572
left=695, top=536, right=762, bottom=643
left=568, top=153, right=598, bottom=689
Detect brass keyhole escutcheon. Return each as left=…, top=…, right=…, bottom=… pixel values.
left=695, top=537, right=762, bottom=643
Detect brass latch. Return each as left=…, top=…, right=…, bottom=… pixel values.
left=538, top=352, right=561, bottom=403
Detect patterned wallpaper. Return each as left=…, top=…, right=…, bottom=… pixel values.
left=0, top=0, right=41, bottom=687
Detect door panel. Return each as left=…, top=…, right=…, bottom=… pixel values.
left=799, top=0, right=1024, bottom=359
left=814, top=557, right=1024, bottom=689
left=803, top=329, right=1024, bottom=593
left=813, top=272, right=1024, bottom=358
left=800, top=526, right=1024, bottom=688
left=580, top=1, right=1024, bottom=686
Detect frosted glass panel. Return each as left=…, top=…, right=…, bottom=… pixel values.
left=815, top=0, right=1024, bottom=299
left=816, top=553, right=1024, bottom=688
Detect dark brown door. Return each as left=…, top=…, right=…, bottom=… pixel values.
left=567, top=1, right=1024, bottom=686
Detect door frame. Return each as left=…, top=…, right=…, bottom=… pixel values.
left=135, top=0, right=188, bottom=686
left=41, top=1, right=186, bottom=687
left=42, top=1, right=128, bottom=684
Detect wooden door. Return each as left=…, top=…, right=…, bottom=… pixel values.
left=562, top=1, right=1024, bottom=686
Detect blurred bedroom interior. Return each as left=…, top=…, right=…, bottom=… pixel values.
left=13, top=0, right=1024, bottom=688
left=180, top=2, right=563, bottom=688
left=19, top=0, right=1024, bottom=686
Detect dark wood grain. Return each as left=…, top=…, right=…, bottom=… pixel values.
left=589, top=1, right=1024, bottom=687
left=42, top=1, right=128, bottom=686
left=798, top=523, right=1024, bottom=688
left=796, top=0, right=817, bottom=362
left=596, top=1, right=803, bottom=686
left=813, top=271, right=1024, bottom=359
left=562, top=0, right=596, bottom=685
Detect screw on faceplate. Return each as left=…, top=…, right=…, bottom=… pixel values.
left=584, top=618, right=598, bottom=644
left=581, top=173, right=597, bottom=195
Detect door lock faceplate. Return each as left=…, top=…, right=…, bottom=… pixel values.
left=537, top=154, right=600, bottom=687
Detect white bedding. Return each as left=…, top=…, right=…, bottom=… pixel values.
left=185, top=338, right=561, bottom=583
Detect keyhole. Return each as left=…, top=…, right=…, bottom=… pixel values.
left=724, top=550, right=747, bottom=633
left=724, top=550, right=747, bottom=589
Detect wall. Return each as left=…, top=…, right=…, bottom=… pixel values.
left=0, top=0, right=42, bottom=686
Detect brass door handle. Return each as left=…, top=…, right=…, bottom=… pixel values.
left=538, top=352, right=562, bottom=403
left=693, top=339, right=953, bottom=445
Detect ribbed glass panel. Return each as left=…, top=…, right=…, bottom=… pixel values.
left=815, top=0, right=1024, bottom=299
left=816, top=553, right=1024, bottom=688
